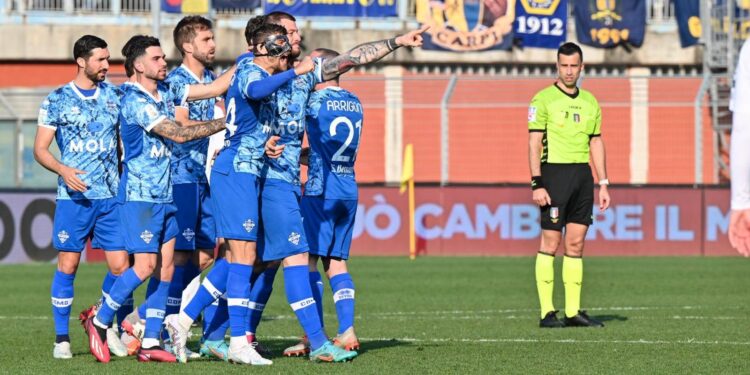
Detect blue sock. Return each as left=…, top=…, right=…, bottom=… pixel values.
left=184, top=261, right=201, bottom=286
left=185, top=258, right=228, bottom=321
left=51, top=270, right=75, bottom=339
left=227, top=263, right=252, bottom=338
left=96, top=268, right=144, bottom=327
left=309, top=271, right=325, bottom=329
left=284, top=265, right=327, bottom=350
left=117, top=292, right=134, bottom=333
left=203, top=298, right=229, bottom=341
left=331, top=273, right=356, bottom=335
left=138, top=277, right=160, bottom=319
left=166, top=265, right=185, bottom=316
left=100, top=271, right=118, bottom=304
left=247, top=267, right=278, bottom=335
left=143, top=280, right=170, bottom=341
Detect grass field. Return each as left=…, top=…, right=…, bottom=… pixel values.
left=1, top=256, right=748, bottom=374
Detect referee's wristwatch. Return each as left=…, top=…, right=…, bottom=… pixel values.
left=598, top=178, right=610, bottom=186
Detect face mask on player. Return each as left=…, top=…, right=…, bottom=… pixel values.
left=255, top=34, right=291, bottom=57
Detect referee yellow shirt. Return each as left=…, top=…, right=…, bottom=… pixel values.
left=528, top=84, right=602, bottom=164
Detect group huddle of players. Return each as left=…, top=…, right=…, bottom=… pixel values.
left=37, top=11, right=427, bottom=365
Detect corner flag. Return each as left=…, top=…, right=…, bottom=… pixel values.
left=400, top=144, right=416, bottom=259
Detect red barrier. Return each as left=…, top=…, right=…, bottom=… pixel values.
left=350, top=186, right=735, bottom=257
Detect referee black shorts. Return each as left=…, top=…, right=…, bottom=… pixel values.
left=540, top=163, right=594, bottom=231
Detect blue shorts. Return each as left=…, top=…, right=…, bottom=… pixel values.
left=119, top=201, right=179, bottom=254
left=53, top=198, right=123, bottom=252
left=173, top=183, right=216, bottom=251
left=210, top=166, right=259, bottom=241
left=300, top=196, right=357, bottom=260
left=258, top=179, right=309, bottom=262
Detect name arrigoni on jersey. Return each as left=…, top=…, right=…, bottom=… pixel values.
left=326, top=100, right=363, bottom=113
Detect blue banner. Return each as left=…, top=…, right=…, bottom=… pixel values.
left=514, top=0, right=567, bottom=49
left=674, top=0, right=700, bottom=48
left=415, top=0, right=515, bottom=52
left=264, top=0, right=397, bottom=17
left=573, top=0, right=646, bottom=48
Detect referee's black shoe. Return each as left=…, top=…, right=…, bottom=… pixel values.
left=564, top=310, right=604, bottom=327
left=539, top=310, right=565, bottom=328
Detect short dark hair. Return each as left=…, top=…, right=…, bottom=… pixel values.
left=244, top=16, right=266, bottom=47
left=264, top=11, right=296, bottom=24
left=73, top=35, right=108, bottom=60
left=122, top=35, right=161, bottom=76
left=557, top=42, right=583, bottom=62
left=173, top=16, right=213, bottom=56
left=252, top=24, right=287, bottom=49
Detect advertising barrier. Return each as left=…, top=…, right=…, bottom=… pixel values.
left=0, top=186, right=736, bottom=264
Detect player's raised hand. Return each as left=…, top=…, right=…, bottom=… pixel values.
left=729, top=209, right=750, bottom=257
left=532, top=188, right=551, bottom=207
left=59, top=164, right=87, bottom=192
left=294, top=56, right=315, bottom=76
left=395, top=25, right=430, bottom=48
left=265, top=135, right=286, bottom=159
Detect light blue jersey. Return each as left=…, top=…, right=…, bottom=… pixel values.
left=165, top=65, right=216, bottom=184
left=119, top=82, right=187, bottom=203
left=261, top=59, right=323, bottom=186
left=38, top=82, right=122, bottom=200
left=304, top=86, right=363, bottom=200
left=215, top=57, right=276, bottom=176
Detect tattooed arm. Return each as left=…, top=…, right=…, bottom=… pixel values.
left=321, top=25, right=429, bottom=81
left=151, top=117, right=226, bottom=144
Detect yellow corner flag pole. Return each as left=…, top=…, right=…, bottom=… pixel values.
left=400, top=144, right=416, bottom=260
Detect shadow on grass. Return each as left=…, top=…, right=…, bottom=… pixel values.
left=591, top=314, right=628, bottom=323
left=256, top=338, right=412, bottom=359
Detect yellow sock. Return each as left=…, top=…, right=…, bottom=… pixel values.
left=563, top=256, right=583, bottom=318
left=535, top=252, right=555, bottom=319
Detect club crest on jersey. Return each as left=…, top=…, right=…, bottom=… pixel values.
left=550, top=207, right=559, bottom=224
left=144, top=104, right=159, bottom=120
left=140, top=230, right=154, bottom=244
left=243, top=219, right=256, bottom=233
left=288, top=232, right=301, bottom=245
left=182, top=228, right=195, bottom=242
left=57, top=230, right=70, bottom=244
left=70, top=106, right=81, bottom=115
left=106, top=101, right=118, bottom=112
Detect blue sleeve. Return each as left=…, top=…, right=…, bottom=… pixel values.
left=244, top=69, right=297, bottom=100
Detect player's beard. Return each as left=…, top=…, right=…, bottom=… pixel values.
left=194, top=48, right=216, bottom=67
left=146, top=68, right=167, bottom=81
left=85, top=66, right=107, bottom=83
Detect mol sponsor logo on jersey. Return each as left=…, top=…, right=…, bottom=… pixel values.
left=263, top=120, right=303, bottom=137
left=149, top=144, right=172, bottom=159
left=69, top=139, right=116, bottom=153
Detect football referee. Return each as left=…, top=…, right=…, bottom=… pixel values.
left=527, top=42, right=610, bottom=328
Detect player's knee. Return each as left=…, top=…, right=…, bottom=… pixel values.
left=198, top=255, right=214, bottom=271
left=57, top=253, right=80, bottom=274
left=325, top=258, right=348, bottom=278
left=57, top=261, right=79, bottom=275
left=564, top=237, right=585, bottom=255
left=107, top=261, right=129, bottom=276
left=540, top=237, right=561, bottom=253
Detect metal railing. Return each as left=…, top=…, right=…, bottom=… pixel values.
left=7, top=0, right=675, bottom=23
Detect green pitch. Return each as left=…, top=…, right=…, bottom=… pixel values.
left=0, top=257, right=748, bottom=373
